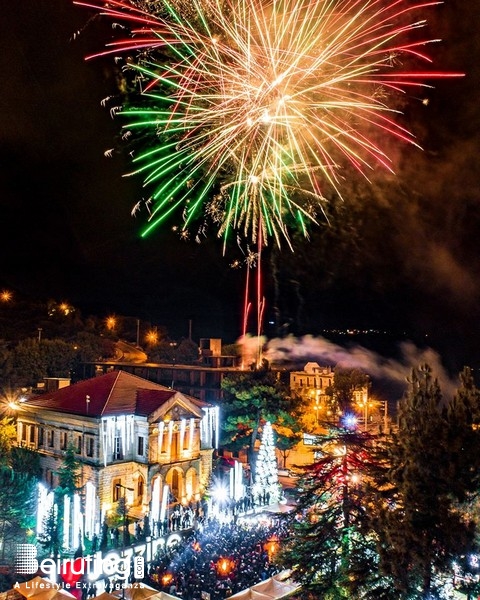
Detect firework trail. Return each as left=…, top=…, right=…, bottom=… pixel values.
left=75, top=0, right=460, bottom=250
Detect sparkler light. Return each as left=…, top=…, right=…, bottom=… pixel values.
left=76, top=0, right=461, bottom=249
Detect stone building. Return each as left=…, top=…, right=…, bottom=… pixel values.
left=16, top=370, right=218, bottom=549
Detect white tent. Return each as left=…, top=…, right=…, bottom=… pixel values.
left=230, top=572, right=300, bottom=600
left=261, top=503, right=295, bottom=514
left=228, top=591, right=273, bottom=600
left=151, top=594, right=183, bottom=600
left=16, top=577, right=50, bottom=598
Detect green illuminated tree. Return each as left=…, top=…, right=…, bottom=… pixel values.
left=38, top=503, right=62, bottom=559
left=220, top=362, right=301, bottom=471
left=0, top=466, right=37, bottom=562
left=0, top=417, right=16, bottom=464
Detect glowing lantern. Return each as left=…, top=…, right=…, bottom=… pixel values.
left=216, top=557, right=235, bottom=577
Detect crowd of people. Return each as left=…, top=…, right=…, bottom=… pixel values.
left=145, top=517, right=290, bottom=600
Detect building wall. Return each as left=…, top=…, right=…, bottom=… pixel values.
left=15, top=403, right=214, bottom=547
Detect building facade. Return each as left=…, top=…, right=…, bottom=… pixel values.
left=16, top=371, right=218, bottom=549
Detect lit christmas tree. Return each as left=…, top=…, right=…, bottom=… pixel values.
left=253, top=421, right=280, bottom=505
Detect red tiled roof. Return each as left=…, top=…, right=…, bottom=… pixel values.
left=25, top=371, right=197, bottom=418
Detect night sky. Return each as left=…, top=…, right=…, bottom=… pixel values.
left=1, top=1, right=480, bottom=377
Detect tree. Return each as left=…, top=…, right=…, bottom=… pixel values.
left=220, top=362, right=301, bottom=471
left=9, top=338, right=77, bottom=387
left=444, top=366, right=480, bottom=502
left=10, top=338, right=46, bottom=387
left=54, top=443, right=82, bottom=552
left=175, top=338, right=200, bottom=364
left=0, top=417, right=17, bottom=464
left=41, top=339, right=77, bottom=378
left=0, top=466, right=37, bottom=562
left=149, top=340, right=178, bottom=363
left=375, top=365, right=477, bottom=599
left=10, top=446, right=41, bottom=478
left=326, top=367, right=370, bottom=415
left=56, top=443, right=82, bottom=496
left=276, top=430, right=302, bottom=470
left=279, top=425, right=391, bottom=598
left=252, top=422, right=280, bottom=504
left=0, top=342, right=13, bottom=388
left=72, top=331, right=116, bottom=363
left=38, top=504, right=62, bottom=559
left=441, top=367, right=480, bottom=598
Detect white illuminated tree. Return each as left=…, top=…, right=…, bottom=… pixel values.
left=253, top=421, right=280, bottom=505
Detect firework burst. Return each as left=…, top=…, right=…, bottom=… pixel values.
left=76, top=0, right=461, bottom=249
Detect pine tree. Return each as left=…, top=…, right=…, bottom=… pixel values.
left=442, top=367, right=480, bottom=597
left=252, top=421, right=280, bottom=505
left=55, top=442, right=82, bottom=551
left=444, top=366, right=480, bottom=502
left=0, top=466, right=37, bottom=562
left=56, top=443, right=82, bottom=496
left=376, top=365, right=477, bottom=599
left=38, top=504, right=62, bottom=559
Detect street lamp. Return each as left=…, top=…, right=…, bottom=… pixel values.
left=146, top=328, right=159, bottom=346
left=106, top=316, right=117, bottom=331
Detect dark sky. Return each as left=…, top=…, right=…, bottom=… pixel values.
left=1, top=1, right=480, bottom=373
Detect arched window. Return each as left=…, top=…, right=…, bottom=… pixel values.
left=137, top=475, right=145, bottom=502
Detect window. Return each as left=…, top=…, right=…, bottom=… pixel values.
left=113, top=436, right=123, bottom=460
left=60, top=431, right=68, bottom=450
left=161, top=430, right=168, bottom=454
left=112, top=478, right=122, bottom=502
left=38, top=427, right=44, bottom=446
left=137, top=436, right=145, bottom=456
left=75, top=435, right=82, bottom=454
left=48, top=430, right=55, bottom=448
left=29, top=426, right=36, bottom=444
left=137, top=477, right=144, bottom=499
left=86, top=437, right=94, bottom=457
left=46, top=469, right=55, bottom=488
left=21, top=423, right=27, bottom=442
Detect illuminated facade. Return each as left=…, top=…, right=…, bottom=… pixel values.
left=290, top=362, right=334, bottom=395
left=290, top=362, right=334, bottom=422
left=15, top=371, right=218, bottom=550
